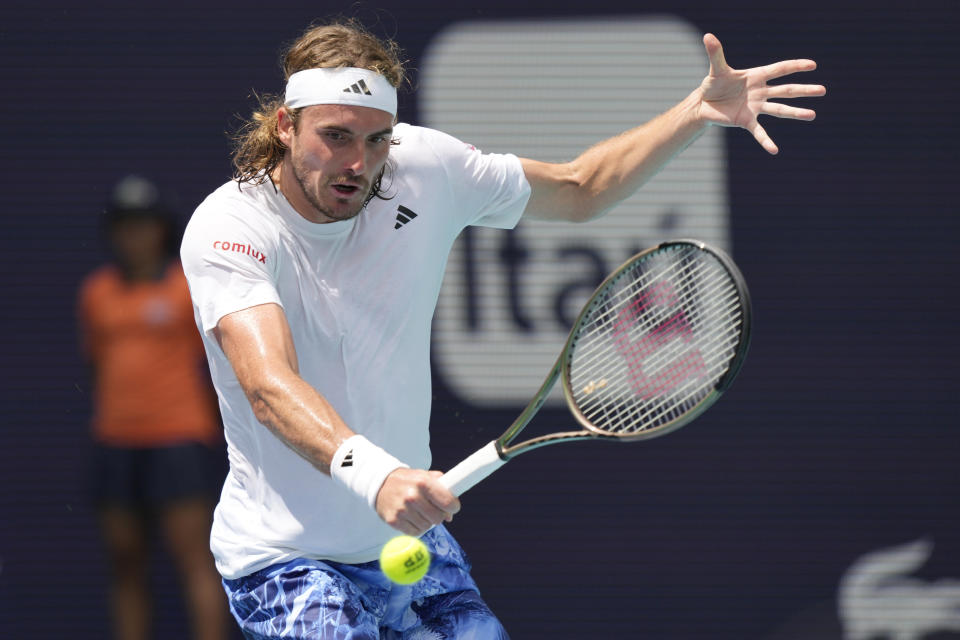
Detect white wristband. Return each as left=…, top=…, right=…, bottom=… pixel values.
left=330, top=435, right=408, bottom=510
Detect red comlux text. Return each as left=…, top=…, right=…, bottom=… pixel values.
left=213, top=241, right=267, bottom=264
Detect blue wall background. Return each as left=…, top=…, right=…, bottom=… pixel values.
left=1, top=1, right=957, bottom=638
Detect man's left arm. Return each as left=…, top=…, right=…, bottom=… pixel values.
left=522, top=33, right=826, bottom=223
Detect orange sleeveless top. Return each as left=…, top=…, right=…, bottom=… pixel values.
left=78, top=261, right=220, bottom=447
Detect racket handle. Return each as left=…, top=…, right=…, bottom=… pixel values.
left=439, top=441, right=506, bottom=496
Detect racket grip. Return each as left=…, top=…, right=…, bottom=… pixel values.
left=439, top=441, right=506, bottom=496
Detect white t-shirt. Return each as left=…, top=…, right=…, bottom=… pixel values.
left=181, top=123, right=531, bottom=578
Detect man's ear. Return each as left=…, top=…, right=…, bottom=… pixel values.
left=277, top=106, right=295, bottom=146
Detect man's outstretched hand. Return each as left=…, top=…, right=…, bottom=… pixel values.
left=696, top=33, right=826, bottom=154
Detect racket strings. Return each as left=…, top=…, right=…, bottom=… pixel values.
left=574, top=307, right=741, bottom=407
left=575, top=319, right=738, bottom=434
left=585, top=322, right=740, bottom=433
left=576, top=312, right=740, bottom=434
left=567, top=246, right=745, bottom=436
left=582, top=247, right=728, bottom=338
left=577, top=293, right=741, bottom=431
left=574, top=285, right=742, bottom=389
left=583, top=248, right=725, bottom=332
left=578, top=260, right=737, bottom=366
left=576, top=273, right=740, bottom=409
left=573, top=254, right=736, bottom=378
left=572, top=313, right=737, bottom=412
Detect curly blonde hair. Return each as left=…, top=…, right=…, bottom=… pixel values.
left=232, top=20, right=406, bottom=186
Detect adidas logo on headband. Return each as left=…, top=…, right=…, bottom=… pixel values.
left=344, top=79, right=372, bottom=96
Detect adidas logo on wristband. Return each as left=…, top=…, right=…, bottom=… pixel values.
left=330, top=435, right=408, bottom=509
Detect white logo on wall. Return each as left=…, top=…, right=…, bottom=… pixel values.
left=839, top=539, right=960, bottom=639
left=422, top=16, right=730, bottom=407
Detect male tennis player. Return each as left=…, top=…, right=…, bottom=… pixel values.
left=180, top=19, right=823, bottom=639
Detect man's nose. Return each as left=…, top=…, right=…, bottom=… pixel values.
left=343, top=140, right=368, bottom=175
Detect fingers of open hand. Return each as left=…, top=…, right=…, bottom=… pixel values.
left=761, top=101, right=817, bottom=121
left=760, top=59, right=818, bottom=81
left=750, top=120, right=778, bottom=155
left=764, top=83, right=827, bottom=100
left=702, top=33, right=729, bottom=74
left=754, top=77, right=824, bottom=124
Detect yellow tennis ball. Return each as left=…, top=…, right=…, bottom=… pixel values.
left=379, top=535, right=431, bottom=585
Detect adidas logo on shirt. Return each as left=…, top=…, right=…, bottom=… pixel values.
left=394, top=205, right=418, bottom=230
left=343, top=79, right=372, bottom=96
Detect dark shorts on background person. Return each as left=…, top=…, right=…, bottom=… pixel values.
left=91, top=441, right=222, bottom=509
left=223, top=525, right=509, bottom=640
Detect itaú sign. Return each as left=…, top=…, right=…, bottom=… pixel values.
left=422, top=16, right=730, bottom=407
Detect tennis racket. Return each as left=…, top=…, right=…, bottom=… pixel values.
left=439, top=239, right=752, bottom=496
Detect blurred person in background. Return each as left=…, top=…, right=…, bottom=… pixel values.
left=77, top=175, right=229, bottom=640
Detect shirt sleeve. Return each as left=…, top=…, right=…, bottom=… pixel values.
left=421, top=127, right=532, bottom=230
left=180, top=200, right=282, bottom=335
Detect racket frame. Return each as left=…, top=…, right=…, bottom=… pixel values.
left=493, top=238, right=752, bottom=460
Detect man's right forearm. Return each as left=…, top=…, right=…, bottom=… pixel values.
left=216, top=303, right=355, bottom=474
left=244, top=368, right=352, bottom=474
left=246, top=370, right=412, bottom=512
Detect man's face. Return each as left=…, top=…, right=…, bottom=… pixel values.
left=278, top=104, right=394, bottom=223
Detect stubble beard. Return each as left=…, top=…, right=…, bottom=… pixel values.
left=289, top=159, right=373, bottom=223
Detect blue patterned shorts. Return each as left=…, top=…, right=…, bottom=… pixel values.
left=222, top=525, right=509, bottom=639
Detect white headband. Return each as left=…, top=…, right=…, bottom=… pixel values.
left=284, top=67, right=397, bottom=117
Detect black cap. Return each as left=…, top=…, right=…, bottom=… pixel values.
left=102, top=175, right=181, bottom=258
left=103, top=175, right=175, bottom=226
